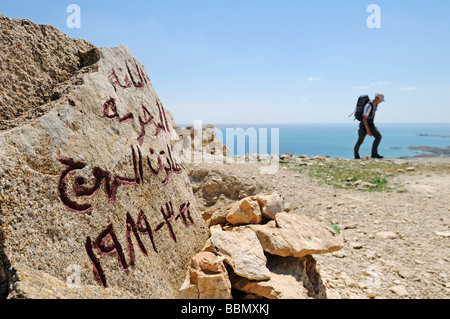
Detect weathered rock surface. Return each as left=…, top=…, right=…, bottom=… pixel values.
left=188, top=164, right=262, bottom=207
left=179, top=252, right=232, bottom=299
left=229, top=255, right=326, bottom=299
left=203, top=192, right=284, bottom=228
left=0, top=16, right=95, bottom=130
left=225, top=197, right=262, bottom=226
left=210, top=229, right=271, bottom=280
left=0, top=16, right=209, bottom=299
left=7, top=263, right=138, bottom=299
left=204, top=197, right=262, bottom=227
left=248, top=213, right=343, bottom=257
left=256, top=192, right=284, bottom=219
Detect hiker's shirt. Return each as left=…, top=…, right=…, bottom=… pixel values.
left=363, top=102, right=377, bottom=125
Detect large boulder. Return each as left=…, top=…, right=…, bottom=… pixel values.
left=0, top=16, right=209, bottom=299
left=0, top=17, right=95, bottom=130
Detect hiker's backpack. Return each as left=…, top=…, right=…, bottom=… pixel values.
left=354, top=95, right=371, bottom=121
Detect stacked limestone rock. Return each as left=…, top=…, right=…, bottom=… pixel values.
left=180, top=192, right=344, bottom=299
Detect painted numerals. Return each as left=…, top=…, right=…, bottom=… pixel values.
left=85, top=204, right=194, bottom=288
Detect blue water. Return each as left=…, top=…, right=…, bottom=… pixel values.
left=212, top=123, right=450, bottom=159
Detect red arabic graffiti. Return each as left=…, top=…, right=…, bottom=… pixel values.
left=155, top=98, right=170, bottom=137
left=85, top=203, right=194, bottom=287
left=108, top=60, right=148, bottom=92
left=102, top=97, right=170, bottom=146
left=57, top=144, right=182, bottom=213
left=58, top=61, right=190, bottom=289
left=102, top=97, right=135, bottom=123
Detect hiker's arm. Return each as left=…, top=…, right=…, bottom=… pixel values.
left=363, top=104, right=373, bottom=136
left=363, top=116, right=373, bottom=136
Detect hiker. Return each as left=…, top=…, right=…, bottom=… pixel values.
left=354, top=93, right=385, bottom=159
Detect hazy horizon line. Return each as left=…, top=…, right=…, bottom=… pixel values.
left=176, top=122, right=450, bottom=127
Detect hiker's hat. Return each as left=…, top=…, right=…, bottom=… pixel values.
left=375, top=93, right=385, bottom=102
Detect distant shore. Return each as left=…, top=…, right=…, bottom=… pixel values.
left=417, top=134, right=450, bottom=138
left=401, top=145, right=450, bottom=159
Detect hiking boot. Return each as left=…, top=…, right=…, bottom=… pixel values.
left=371, top=154, right=384, bottom=159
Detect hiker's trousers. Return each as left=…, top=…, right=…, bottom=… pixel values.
left=354, top=121, right=382, bottom=157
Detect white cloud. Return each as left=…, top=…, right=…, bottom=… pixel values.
left=307, top=77, right=322, bottom=82
left=400, top=87, right=417, bottom=91
left=353, top=80, right=392, bottom=90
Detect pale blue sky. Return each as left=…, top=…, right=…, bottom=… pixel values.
left=2, top=0, right=450, bottom=124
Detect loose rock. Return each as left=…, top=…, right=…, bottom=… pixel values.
left=179, top=252, right=232, bottom=299
left=210, top=229, right=271, bottom=280
left=376, top=231, right=398, bottom=239
left=248, top=213, right=344, bottom=257
left=389, top=285, right=409, bottom=297
left=229, top=255, right=326, bottom=299
left=226, top=197, right=262, bottom=226
left=256, top=192, right=284, bottom=219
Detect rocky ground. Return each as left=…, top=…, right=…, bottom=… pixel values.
left=187, top=155, right=450, bottom=299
